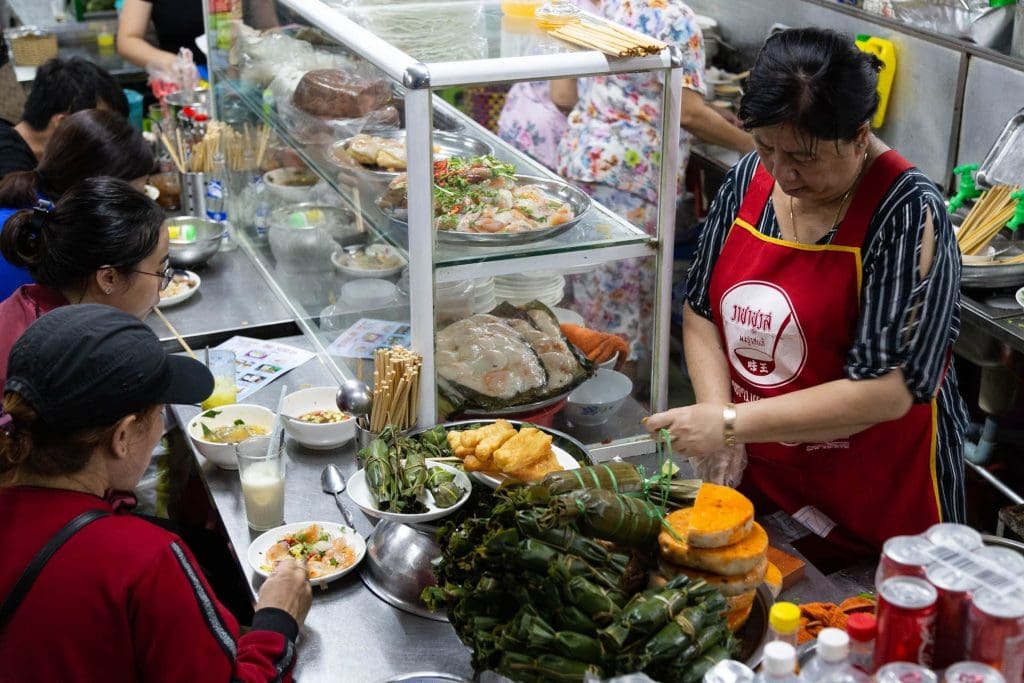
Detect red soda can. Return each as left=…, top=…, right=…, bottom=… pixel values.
left=944, top=662, right=1007, bottom=683
left=925, top=523, right=983, bottom=551
left=876, top=663, right=938, bottom=683
left=876, top=535, right=934, bottom=588
left=874, top=576, right=937, bottom=670
left=965, top=588, right=1024, bottom=683
left=926, top=563, right=977, bottom=669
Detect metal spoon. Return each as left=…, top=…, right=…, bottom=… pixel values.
left=321, top=464, right=356, bottom=527
left=336, top=379, right=373, bottom=418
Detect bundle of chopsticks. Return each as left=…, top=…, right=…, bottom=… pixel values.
left=956, top=185, right=1024, bottom=263
left=368, top=346, right=422, bottom=433
left=159, top=123, right=273, bottom=175
left=548, top=16, right=666, bottom=58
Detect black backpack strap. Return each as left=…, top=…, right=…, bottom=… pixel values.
left=0, top=508, right=109, bottom=634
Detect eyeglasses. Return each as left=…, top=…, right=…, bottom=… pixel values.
left=130, top=265, right=175, bottom=290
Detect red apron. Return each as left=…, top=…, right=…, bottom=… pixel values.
left=708, top=151, right=942, bottom=555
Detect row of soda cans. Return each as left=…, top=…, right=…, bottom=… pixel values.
left=873, top=523, right=1024, bottom=682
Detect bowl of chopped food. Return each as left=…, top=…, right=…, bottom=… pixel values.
left=263, top=166, right=322, bottom=203
left=156, top=270, right=200, bottom=308
left=187, top=404, right=276, bottom=469
left=280, top=386, right=355, bottom=450
left=331, top=244, right=407, bottom=279
left=247, top=521, right=366, bottom=587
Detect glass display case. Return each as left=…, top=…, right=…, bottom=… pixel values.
left=203, top=0, right=683, bottom=457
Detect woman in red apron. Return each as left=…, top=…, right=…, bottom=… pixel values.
left=647, top=28, right=968, bottom=560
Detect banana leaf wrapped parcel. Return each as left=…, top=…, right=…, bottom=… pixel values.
left=421, top=473, right=742, bottom=682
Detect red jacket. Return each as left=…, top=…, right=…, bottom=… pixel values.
left=0, top=487, right=299, bottom=682
left=0, top=284, right=66, bottom=387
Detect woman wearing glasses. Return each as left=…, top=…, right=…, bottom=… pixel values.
left=0, top=176, right=168, bottom=387
left=0, top=108, right=154, bottom=299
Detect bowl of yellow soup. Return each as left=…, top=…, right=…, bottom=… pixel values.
left=187, top=404, right=276, bottom=469
left=281, top=386, right=355, bottom=450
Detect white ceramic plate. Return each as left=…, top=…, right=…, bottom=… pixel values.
left=470, top=444, right=580, bottom=489
left=247, top=521, right=366, bottom=588
left=157, top=271, right=200, bottom=308
left=346, top=460, right=471, bottom=523
left=1016, top=286, right=1024, bottom=310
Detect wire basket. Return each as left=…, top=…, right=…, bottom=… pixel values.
left=9, top=29, right=58, bottom=67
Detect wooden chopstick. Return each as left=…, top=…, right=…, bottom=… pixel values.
left=152, top=307, right=198, bottom=360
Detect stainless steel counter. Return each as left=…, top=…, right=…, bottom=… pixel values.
left=147, top=247, right=297, bottom=350
left=171, top=345, right=474, bottom=681
left=170, top=334, right=867, bottom=680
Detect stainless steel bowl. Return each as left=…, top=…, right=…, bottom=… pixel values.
left=327, top=130, right=493, bottom=196
left=164, top=216, right=222, bottom=267
left=379, top=175, right=592, bottom=247
left=360, top=520, right=447, bottom=622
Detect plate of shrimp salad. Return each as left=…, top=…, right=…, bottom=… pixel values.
left=247, top=522, right=366, bottom=587
left=376, top=155, right=591, bottom=245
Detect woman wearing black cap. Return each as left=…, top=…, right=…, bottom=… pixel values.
left=0, top=304, right=311, bottom=681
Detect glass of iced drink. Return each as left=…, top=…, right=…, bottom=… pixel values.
left=236, top=435, right=286, bottom=530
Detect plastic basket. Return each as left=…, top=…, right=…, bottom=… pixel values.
left=9, top=30, right=58, bottom=67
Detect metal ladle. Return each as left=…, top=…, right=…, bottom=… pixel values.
left=336, top=379, right=373, bottom=418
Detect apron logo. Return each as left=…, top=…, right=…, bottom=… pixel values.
left=720, top=281, right=807, bottom=389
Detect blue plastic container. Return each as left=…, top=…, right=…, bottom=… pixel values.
left=123, top=88, right=144, bottom=130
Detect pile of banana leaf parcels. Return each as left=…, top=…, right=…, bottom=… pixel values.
left=423, top=461, right=748, bottom=683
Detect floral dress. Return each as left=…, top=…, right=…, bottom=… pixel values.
left=556, top=0, right=706, bottom=362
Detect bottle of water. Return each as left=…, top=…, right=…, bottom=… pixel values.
left=800, top=628, right=869, bottom=683
left=705, top=659, right=756, bottom=683
left=206, top=152, right=235, bottom=251
left=754, top=642, right=800, bottom=683
left=769, top=602, right=801, bottom=647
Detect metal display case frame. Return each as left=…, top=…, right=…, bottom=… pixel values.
left=206, top=0, right=684, bottom=457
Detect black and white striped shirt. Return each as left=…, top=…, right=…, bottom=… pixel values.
left=686, top=152, right=968, bottom=523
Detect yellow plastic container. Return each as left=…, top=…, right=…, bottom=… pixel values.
left=856, top=35, right=896, bottom=129
left=501, top=0, right=543, bottom=18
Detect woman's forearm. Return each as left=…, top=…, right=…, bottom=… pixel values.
left=735, top=371, right=914, bottom=444
left=680, top=89, right=754, bottom=154
left=117, top=35, right=177, bottom=69
left=683, top=304, right=732, bottom=404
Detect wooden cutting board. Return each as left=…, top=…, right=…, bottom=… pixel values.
left=767, top=545, right=806, bottom=590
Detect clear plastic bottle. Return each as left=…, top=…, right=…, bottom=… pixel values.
left=754, top=642, right=800, bottom=683
left=769, top=602, right=802, bottom=647
left=800, top=628, right=869, bottom=683
left=844, top=613, right=876, bottom=674
left=205, top=152, right=235, bottom=251
left=705, top=659, right=756, bottom=683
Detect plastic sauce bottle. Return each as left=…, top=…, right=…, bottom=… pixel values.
left=800, top=628, right=870, bottom=683
left=755, top=642, right=800, bottom=683
left=769, top=602, right=802, bottom=647
left=845, top=612, right=876, bottom=675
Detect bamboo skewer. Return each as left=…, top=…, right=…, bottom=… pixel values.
left=367, top=346, right=422, bottom=432
left=159, top=132, right=186, bottom=173
left=152, top=307, right=197, bottom=360
left=548, top=15, right=666, bottom=57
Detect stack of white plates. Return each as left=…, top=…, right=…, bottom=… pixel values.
left=396, top=270, right=497, bottom=318
left=493, top=273, right=566, bottom=308
left=470, top=277, right=496, bottom=314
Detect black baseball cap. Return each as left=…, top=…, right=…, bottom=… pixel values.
left=5, top=304, right=214, bottom=431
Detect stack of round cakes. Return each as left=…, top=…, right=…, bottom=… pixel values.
left=657, top=483, right=782, bottom=631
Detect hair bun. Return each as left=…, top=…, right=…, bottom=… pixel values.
left=0, top=209, right=48, bottom=268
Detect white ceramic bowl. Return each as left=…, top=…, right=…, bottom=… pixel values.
left=331, top=245, right=407, bottom=279
left=263, top=167, right=321, bottom=203
left=598, top=352, right=620, bottom=370
left=187, top=404, right=277, bottom=469
left=280, top=386, right=355, bottom=450
left=564, top=369, right=633, bottom=427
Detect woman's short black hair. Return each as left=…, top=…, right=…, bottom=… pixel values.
left=738, top=27, right=883, bottom=143
left=0, top=176, right=163, bottom=292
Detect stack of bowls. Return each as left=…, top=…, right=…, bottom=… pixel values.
left=397, top=272, right=496, bottom=318
left=493, top=272, right=566, bottom=307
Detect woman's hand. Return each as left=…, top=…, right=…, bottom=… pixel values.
left=644, top=404, right=725, bottom=457
left=256, top=558, right=312, bottom=628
